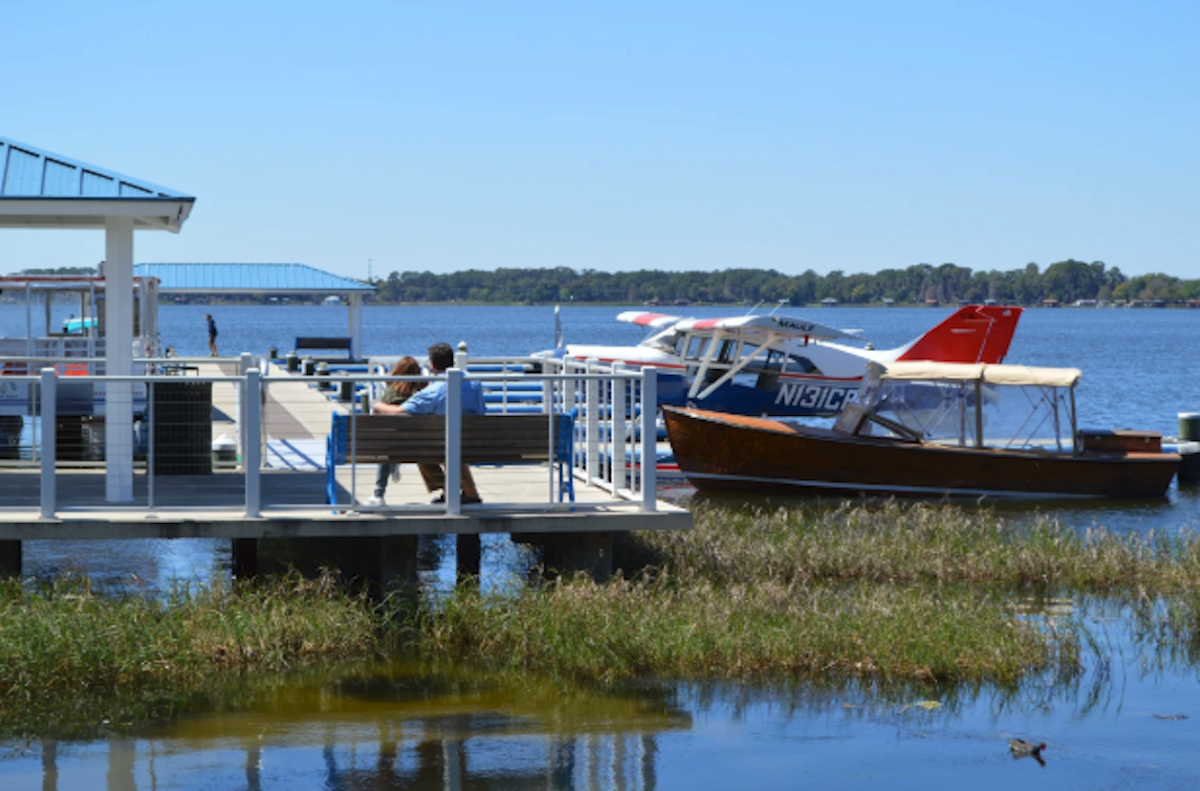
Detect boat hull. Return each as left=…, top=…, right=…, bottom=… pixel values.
left=663, top=407, right=1181, bottom=499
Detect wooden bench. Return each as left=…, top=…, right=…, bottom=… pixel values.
left=325, top=412, right=576, bottom=505
left=295, top=336, right=354, bottom=360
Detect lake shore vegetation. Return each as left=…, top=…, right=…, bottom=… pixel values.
left=20, top=261, right=1200, bottom=305
left=4, top=501, right=1200, bottom=735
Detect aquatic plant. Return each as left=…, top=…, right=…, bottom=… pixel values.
left=0, top=571, right=379, bottom=702
left=634, top=501, right=1200, bottom=592
left=421, top=575, right=1069, bottom=686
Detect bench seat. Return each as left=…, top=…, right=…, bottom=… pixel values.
left=325, top=412, right=576, bottom=505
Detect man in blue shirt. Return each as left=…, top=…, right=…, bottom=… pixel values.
left=373, top=342, right=485, bottom=504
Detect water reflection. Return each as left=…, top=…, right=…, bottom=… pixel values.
left=8, top=617, right=1200, bottom=791
left=21, top=666, right=689, bottom=790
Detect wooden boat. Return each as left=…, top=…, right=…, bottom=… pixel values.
left=663, top=361, right=1181, bottom=499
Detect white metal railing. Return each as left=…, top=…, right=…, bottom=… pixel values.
left=10, top=356, right=660, bottom=518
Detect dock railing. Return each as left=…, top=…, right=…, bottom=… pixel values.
left=1, top=354, right=661, bottom=518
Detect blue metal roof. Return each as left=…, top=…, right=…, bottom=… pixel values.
left=135, top=263, right=374, bottom=293
left=1, top=135, right=191, bottom=199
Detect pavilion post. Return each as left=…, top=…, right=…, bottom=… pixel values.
left=104, top=216, right=135, bottom=503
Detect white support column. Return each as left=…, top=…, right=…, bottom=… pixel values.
left=444, top=368, right=463, bottom=515
left=104, top=216, right=135, bottom=502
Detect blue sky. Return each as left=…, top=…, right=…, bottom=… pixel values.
left=4, top=0, right=1197, bottom=281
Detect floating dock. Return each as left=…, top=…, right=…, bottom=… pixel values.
left=0, top=358, right=692, bottom=586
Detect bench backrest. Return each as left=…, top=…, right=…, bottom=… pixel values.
left=330, top=413, right=572, bottom=465
left=295, top=336, right=353, bottom=356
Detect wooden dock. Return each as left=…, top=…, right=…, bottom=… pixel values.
left=0, top=360, right=692, bottom=586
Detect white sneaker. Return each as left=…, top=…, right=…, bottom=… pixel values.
left=366, top=495, right=385, bottom=506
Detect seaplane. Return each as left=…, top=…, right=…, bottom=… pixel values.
left=556, top=303, right=1023, bottom=418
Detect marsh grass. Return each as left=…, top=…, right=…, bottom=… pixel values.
left=414, top=500, right=1200, bottom=685
left=5, top=499, right=1200, bottom=735
left=424, top=576, right=1066, bottom=685
left=0, top=571, right=379, bottom=703
left=635, top=501, right=1200, bottom=591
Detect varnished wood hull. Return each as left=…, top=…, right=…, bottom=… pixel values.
left=663, top=407, right=1181, bottom=499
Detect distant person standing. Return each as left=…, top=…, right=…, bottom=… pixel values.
left=206, top=313, right=218, bottom=356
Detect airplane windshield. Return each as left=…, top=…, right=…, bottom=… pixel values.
left=643, top=326, right=679, bottom=351
left=682, top=335, right=710, bottom=361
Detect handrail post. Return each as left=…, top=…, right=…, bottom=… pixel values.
left=612, top=365, right=628, bottom=493
left=39, top=368, right=57, bottom=518
left=244, top=368, right=262, bottom=518
left=586, top=358, right=600, bottom=484
left=238, top=353, right=252, bottom=462
left=544, top=375, right=555, bottom=502
left=640, top=368, right=657, bottom=512
left=147, top=381, right=155, bottom=509
left=445, top=368, right=462, bottom=515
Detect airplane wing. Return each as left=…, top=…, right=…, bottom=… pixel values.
left=675, top=314, right=862, bottom=341
left=616, top=311, right=685, bottom=328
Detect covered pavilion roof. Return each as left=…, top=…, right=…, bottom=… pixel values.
left=0, top=135, right=194, bottom=231
left=134, top=263, right=374, bottom=294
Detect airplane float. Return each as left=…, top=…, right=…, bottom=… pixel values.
left=556, top=304, right=1023, bottom=418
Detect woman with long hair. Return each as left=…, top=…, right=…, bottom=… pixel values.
left=367, top=356, right=426, bottom=505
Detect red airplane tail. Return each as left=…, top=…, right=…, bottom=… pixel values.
left=896, top=305, right=1023, bottom=364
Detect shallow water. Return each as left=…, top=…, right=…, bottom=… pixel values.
left=3, top=603, right=1198, bottom=790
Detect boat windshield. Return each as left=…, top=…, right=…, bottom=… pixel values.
left=852, top=373, right=1076, bottom=452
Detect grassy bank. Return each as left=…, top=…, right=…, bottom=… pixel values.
left=418, top=501, right=1200, bottom=684
left=426, top=577, right=1068, bottom=685
left=637, top=501, right=1200, bottom=591
left=0, top=573, right=380, bottom=704
left=4, top=501, right=1200, bottom=734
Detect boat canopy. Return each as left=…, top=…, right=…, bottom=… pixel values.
left=872, top=361, right=1082, bottom=388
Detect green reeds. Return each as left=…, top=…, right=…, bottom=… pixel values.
left=638, top=501, right=1200, bottom=592
left=424, top=576, right=1064, bottom=685
left=414, top=500, right=1200, bottom=685
left=0, top=572, right=379, bottom=702
left=4, top=499, right=1199, bottom=733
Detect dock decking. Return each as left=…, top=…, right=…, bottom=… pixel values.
left=0, top=359, right=692, bottom=585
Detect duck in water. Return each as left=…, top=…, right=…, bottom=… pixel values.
left=1009, top=738, right=1046, bottom=765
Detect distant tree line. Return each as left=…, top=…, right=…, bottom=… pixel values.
left=12, top=266, right=99, bottom=276
left=371, top=261, right=1200, bottom=305
left=9, top=262, right=1198, bottom=306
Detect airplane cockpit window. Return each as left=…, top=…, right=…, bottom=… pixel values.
left=716, top=339, right=737, bottom=364
left=784, top=355, right=820, bottom=375
left=684, top=336, right=710, bottom=360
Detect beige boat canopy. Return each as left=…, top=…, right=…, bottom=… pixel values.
left=871, top=361, right=1082, bottom=388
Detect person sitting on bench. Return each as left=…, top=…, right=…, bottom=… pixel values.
left=366, top=356, right=427, bottom=506
left=372, top=342, right=486, bottom=505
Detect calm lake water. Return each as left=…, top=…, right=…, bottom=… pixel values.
left=8, top=304, right=1200, bottom=789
